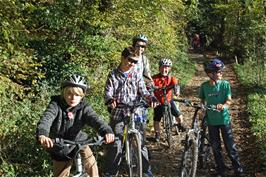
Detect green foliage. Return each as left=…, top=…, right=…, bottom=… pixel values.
left=0, top=160, right=16, bottom=177
left=247, top=93, right=266, bottom=171
left=0, top=82, right=54, bottom=176
left=235, top=59, right=266, bottom=88
left=247, top=93, right=266, bottom=141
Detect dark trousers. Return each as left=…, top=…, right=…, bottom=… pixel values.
left=208, top=124, right=242, bottom=173
left=104, top=121, right=151, bottom=175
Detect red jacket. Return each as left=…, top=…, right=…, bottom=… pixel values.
left=152, top=74, right=178, bottom=104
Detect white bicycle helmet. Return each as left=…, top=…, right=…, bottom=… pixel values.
left=132, top=34, right=148, bottom=46
left=159, top=58, right=172, bottom=67
left=61, top=74, right=88, bottom=91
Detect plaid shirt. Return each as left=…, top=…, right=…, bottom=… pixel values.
left=105, top=68, right=151, bottom=121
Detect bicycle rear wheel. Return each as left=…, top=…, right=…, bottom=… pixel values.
left=163, top=109, right=173, bottom=148
left=179, top=137, right=198, bottom=177
left=127, top=133, right=142, bottom=177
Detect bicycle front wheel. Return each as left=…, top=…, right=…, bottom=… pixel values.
left=179, top=137, right=198, bottom=177
left=127, top=133, right=142, bottom=177
left=163, top=109, right=173, bottom=148
left=198, top=132, right=211, bottom=169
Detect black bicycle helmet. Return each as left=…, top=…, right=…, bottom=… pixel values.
left=159, top=58, right=172, bottom=67
left=132, top=34, right=148, bottom=46
left=204, top=58, right=225, bottom=73
left=61, top=74, right=88, bottom=91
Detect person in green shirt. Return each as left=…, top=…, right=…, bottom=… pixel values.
left=199, top=58, right=244, bottom=177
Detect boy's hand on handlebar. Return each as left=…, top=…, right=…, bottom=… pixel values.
left=150, top=101, right=159, bottom=108
left=149, top=96, right=159, bottom=108
left=111, top=100, right=117, bottom=109
left=107, top=99, right=117, bottom=109
left=216, top=104, right=224, bottom=111
left=38, top=135, right=54, bottom=148
left=104, top=133, right=115, bottom=144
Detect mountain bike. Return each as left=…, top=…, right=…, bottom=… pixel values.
left=116, top=101, right=148, bottom=177
left=149, top=85, right=179, bottom=148
left=53, top=136, right=106, bottom=177
left=175, top=99, right=216, bottom=177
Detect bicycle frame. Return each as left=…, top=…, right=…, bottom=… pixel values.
left=117, top=102, right=145, bottom=177
left=150, top=85, right=177, bottom=147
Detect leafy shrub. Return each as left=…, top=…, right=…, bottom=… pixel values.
left=235, top=59, right=266, bottom=173
left=247, top=93, right=266, bottom=142
left=246, top=93, right=266, bottom=172
left=235, top=59, right=266, bottom=88
left=0, top=82, right=54, bottom=176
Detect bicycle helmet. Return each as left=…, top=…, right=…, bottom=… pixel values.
left=61, top=74, right=88, bottom=92
left=159, top=58, right=172, bottom=67
left=204, top=58, right=225, bottom=73
left=132, top=34, right=148, bottom=46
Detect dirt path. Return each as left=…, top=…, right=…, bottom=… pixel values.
left=146, top=52, right=262, bottom=177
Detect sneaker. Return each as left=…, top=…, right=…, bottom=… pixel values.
left=177, top=123, right=187, bottom=132
left=155, top=133, right=160, bottom=142
left=144, top=169, right=154, bottom=177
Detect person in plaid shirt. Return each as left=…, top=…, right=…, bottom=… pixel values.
left=103, top=47, right=157, bottom=177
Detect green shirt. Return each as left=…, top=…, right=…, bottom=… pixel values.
left=199, top=80, right=231, bottom=125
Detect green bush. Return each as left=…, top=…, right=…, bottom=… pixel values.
left=247, top=93, right=266, bottom=171
left=0, top=82, right=54, bottom=176
left=247, top=93, right=266, bottom=142
left=235, top=59, right=266, bottom=88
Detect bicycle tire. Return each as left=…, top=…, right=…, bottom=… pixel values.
left=180, top=137, right=198, bottom=177
left=127, top=133, right=142, bottom=177
left=164, top=108, right=173, bottom=148
left=198, top=132, right=211, bottom=169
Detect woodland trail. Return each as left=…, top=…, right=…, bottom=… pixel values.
left=146, top=51, right=263, bottom=177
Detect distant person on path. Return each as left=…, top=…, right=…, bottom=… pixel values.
left=192, top=33, right=200, bottom=51
left=199, top=58, right=244, bottom=177
left=103, top=47, right=157, bottom=177
left=36, top=74, right=115, bottom=177
left=152, top=58, right=186, bottom=142
left=199, top=32, right=207, bottom=53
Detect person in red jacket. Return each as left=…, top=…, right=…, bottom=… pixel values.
left=152, top=58, right=186, bottom=142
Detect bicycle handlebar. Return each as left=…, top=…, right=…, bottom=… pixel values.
left=53, top=136, right=106, bottom=147
left=173, top=98, right=218, bottom=111
left=116, top=101, right=149, bottom=110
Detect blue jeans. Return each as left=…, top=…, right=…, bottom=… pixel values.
left=208, top=124, right=243, bottom=173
